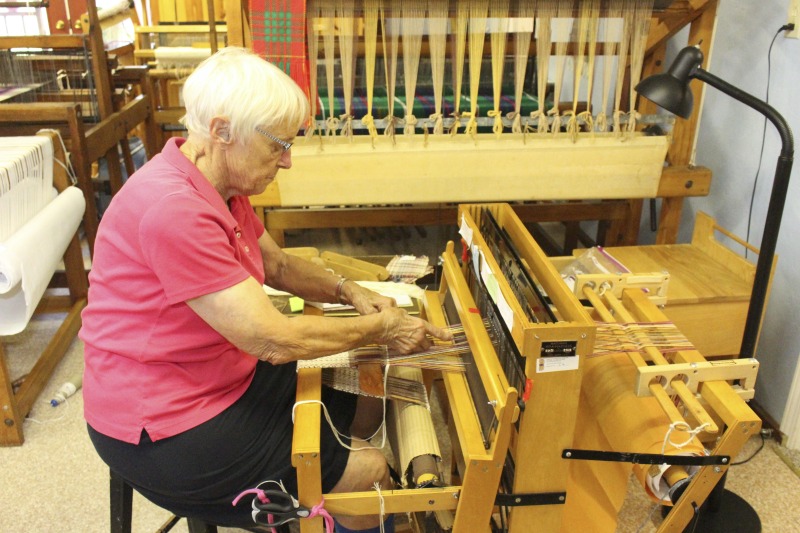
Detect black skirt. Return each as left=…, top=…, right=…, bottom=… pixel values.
left=88, top=360, right=357, bottom=528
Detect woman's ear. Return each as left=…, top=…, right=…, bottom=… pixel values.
left=210, top=117, right=233, bottom=144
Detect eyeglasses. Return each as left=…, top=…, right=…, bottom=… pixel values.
left=255, top=126, right=293, bottom=153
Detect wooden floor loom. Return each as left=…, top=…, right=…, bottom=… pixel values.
left=225, top=0, right=719, bottom=248
left=0, top=98, right=155, bottom=256
left=291, top=202, right=761, bottom=532
left=0, top=131, right=88, bottom=446
left=1, top=14, right=159, bottom=255
left=293, top=248, right=519, bottom=532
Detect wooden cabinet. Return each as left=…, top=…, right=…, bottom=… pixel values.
left=45, top=0, right=87, bottom=34
left=600, top=212, right=768, bottom=358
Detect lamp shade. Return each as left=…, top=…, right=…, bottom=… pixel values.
left=635, top=46, right=705, bottom=119
left=635, top=74, right=694, bottom=118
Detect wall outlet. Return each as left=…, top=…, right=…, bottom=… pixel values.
left=789, top=0, right=800, bottom=38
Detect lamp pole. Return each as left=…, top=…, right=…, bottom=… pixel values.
left=688, top=68, right=795, bottom=358
left=636, top=44, right=795, bottom=532
left=637, top=46, right=794, bottom=359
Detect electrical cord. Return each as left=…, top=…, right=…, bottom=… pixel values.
left=731, top=431, right=766, bottom=466
left=745, top=24, right=793, bottom=257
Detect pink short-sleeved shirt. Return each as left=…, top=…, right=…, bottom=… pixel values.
left=80, top=137, right=265, bottom=444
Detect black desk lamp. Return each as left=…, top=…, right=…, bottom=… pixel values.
left=636, top=45, right=794, bottom=360
left=636, top=45, right=795, bottom=532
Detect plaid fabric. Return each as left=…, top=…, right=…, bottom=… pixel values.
left=250, top=0, right=310, bottom=96
left=386, top=255, right=434, bottom=284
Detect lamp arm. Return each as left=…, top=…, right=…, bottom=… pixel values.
left=692, top=67, right=795, bottom=359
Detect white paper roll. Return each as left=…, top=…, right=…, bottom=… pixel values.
left=0, top=186, right=85, bottom=335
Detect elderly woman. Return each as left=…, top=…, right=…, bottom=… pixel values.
left=81, top=47, right=450, bottom=533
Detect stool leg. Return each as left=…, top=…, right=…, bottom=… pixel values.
left=109, top=469, right=133, bottom=533
left=186, top=517, right=218, bottom=533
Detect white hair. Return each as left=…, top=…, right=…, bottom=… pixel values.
left=180, top=47, right=309, bottom=142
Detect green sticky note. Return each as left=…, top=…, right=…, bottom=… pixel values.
left=289, top=297, right=304, bottom=313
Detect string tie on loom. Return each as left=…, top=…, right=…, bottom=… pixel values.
left=383, top=115, right=397, bottom=144
left=38, top=129, right=77, bottom=184
left=486, top=109, right=503, bottom=137
left=309, top=498, right=336, bottom=533
left=361, top=114, right=378, bottom=140
left=507, top=111, right=522, bottom=134
left=487, top=110, right=504, bottom=137
left=521, top=123, right=533, bottom=144
left=462, top=111, right=478, bottom=137
left=530, top=109, right=548, bottom=134
left=548, top=107, right=562, bottom=135
left=340, top=114, right=354, bottom=140
left=325, top=116, right=340, bottom=139
left=373, top=482, right=387, bottom=533
left=662, top=421, right=711, bottom=454
left=404, top=114, right=418, bottom=135
left=578, top=110, right=594, bottom=135
left=521, top=113, right=537, bottom=139
left=428, top=113, right=443, bottom=136
left=626, top=110, right=642, bottom=137
left=596, top=112, right=609, bottom=133
left=613, top=110, right=625, bottom=137
left=448, top=111, right=462, bottom=136
left=564, top=110, right=579, bottom=143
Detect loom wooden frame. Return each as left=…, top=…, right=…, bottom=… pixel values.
left=0, top=12, right=159, bottom=252
left=0, top=132, right=88, bottom=446
left=221, top=0, right=720, bottom=248
left=291, top=202, right=597, bottom=532
left=572, top=288, right=761, bottom=532
left=459, top=203, right=597, bottom=531
left=0, top=7, right=157, bottom=444
left=0, top=96, right=156, bottom=253
left=292, top=240, right=519, bottom=532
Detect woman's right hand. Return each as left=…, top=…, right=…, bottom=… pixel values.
left=379, top=307, right=453, bottom=355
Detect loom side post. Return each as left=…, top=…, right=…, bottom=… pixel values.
left=293, top=366, right=324, bottom=533
left=0, top=345, right=25, bottom=445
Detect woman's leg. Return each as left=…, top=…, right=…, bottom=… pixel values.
left=329, top=439, right=393, bottom=532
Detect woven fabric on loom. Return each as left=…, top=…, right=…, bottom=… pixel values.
left=250, top=0, right=309, bottom=94
left=297, top=352, right=352, bottom=369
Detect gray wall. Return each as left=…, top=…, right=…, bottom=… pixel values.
left=643, top=1, right=800, bottom=427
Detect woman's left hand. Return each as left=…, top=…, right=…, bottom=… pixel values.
left=343, top=282, right=397, bottom=315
